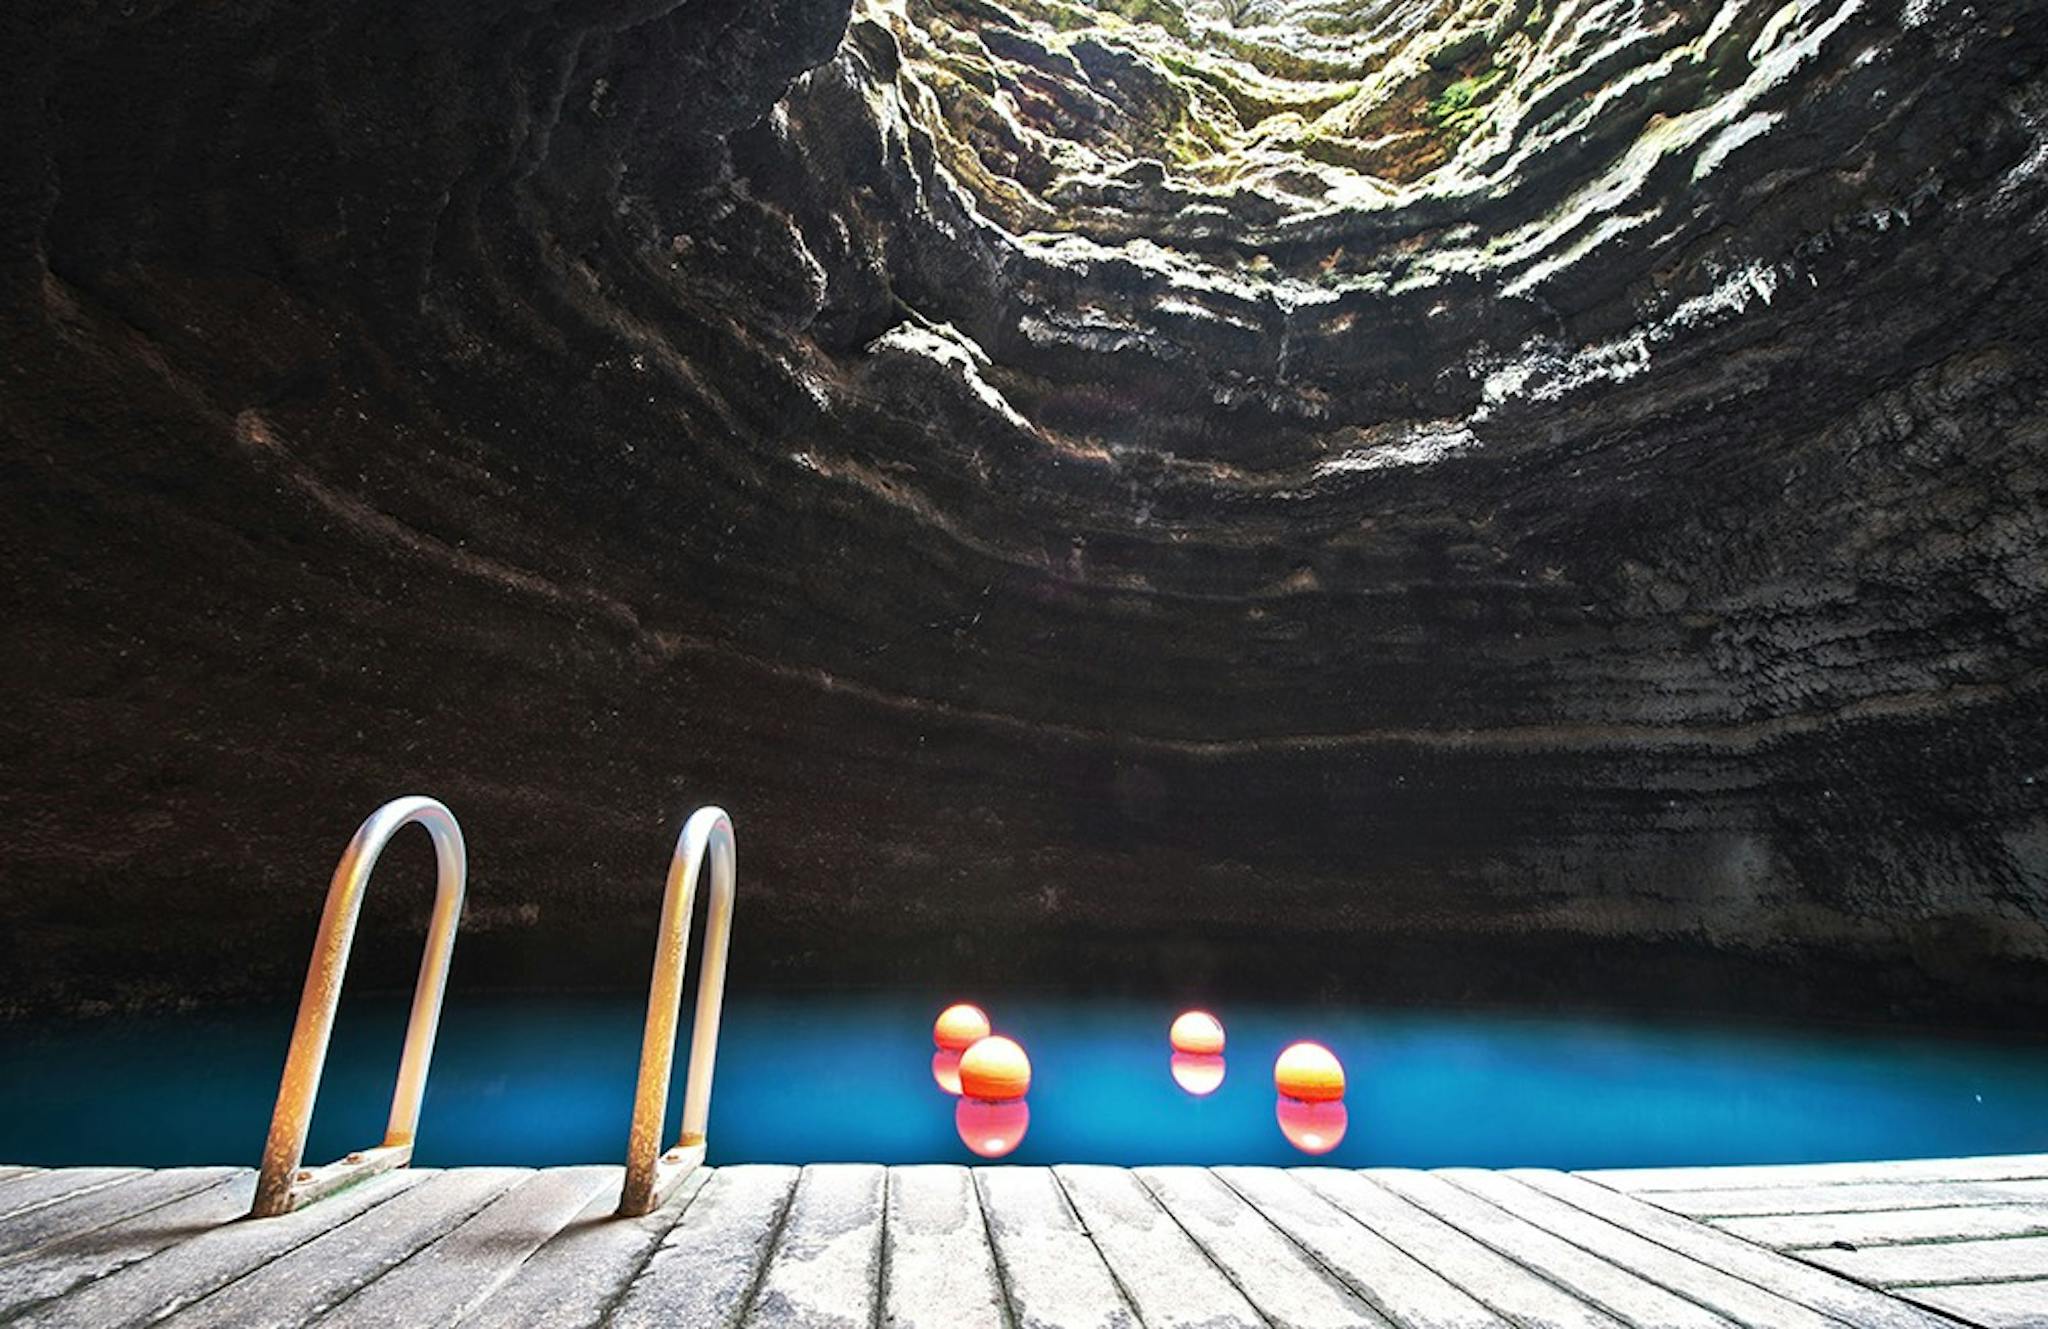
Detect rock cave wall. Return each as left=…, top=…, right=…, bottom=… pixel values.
left=1, top=0, right=2045, bottom=1021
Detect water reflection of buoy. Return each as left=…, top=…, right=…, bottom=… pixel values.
left=1170, top=1051, right=1226, bottom=1096
left=931, top=1049, right=964, bottom=1095
left=959, top=1036, right=1031, bottom=1101
left=934, top=1003, right=991, bottom=1053
left=1276, top=1096, right=1348, bottom=1155
left=955, top=1035, right=1032, bottom=1157
left=1274, top=1042, right=1345, bottom=1102
left=1169, top=1010, right=1225, bottom=1056
left=955, top=1098, right=1030, bottom=1159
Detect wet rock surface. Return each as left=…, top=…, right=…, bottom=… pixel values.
left=1, top=0, right=2044, bottom=1021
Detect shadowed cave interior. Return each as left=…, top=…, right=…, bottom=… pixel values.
left=2, top=0, right=2045, bottom=1026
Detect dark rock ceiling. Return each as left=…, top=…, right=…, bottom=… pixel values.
left=1, top=0, right=2044, bottom=1020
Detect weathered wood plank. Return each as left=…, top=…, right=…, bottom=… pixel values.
left=1138, top=1166, right=1388, bottom=1329
left=1440, top=1169, right=1841, bottom=1329
left=1714, top=1203, right=2048, bottom=1249
left=738, top=1163, right=886, bottom=1329
left=151, top=1168, right=525, bottom=1329
left=1798, top=1234, right=2048, bottom=1287
left=1634, top=1178, right=2048, bottom=1217
left=1217, top=1167, right=1508, bottom=1329
left=1295, top=1168, right=1625, bottom=1329
left=1585, top=1156, right=2048, bottom=1194
left=1902, top=1279, right=2048, bottom=1328
left=881, top=1165, right=1006, bottom=1329
left=0, top=1167, right=238, bottom=1260
left=974, top=1166, right=1137, bottom=1329
left=1512, top=1169, right=1961, bottom=1329
left=0, top=1169, right=54, bottom=1205
left=7, top=1171, right=423, bottom=1329
left=1055, top=1163, right=1265, bottom=1329
left=0, top=1172, right=256, bottom=1317
left=608, top=1165, right=800, bottom=1329
left=317, top=1166, right=618, bottom=1328
left=5, top=1158, right=2034, bottom=1329
left=1370, top=1169, right=1735, bottom=1329
left=0, top=1167, right=143, bottom=1221
left=460, top=1167, right=706, bottom=1329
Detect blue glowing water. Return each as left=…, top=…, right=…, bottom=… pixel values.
left=2, top=994, right=2045, bottom=1169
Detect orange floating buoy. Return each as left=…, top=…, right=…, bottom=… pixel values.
left=933, top=1003, right=991, bottom=1053
left=1274, top=1041, right=1345, bottom=1102
left=955, top=1098, right=1030, bottom=1159
left=1277, top=1096, right=1348, bottom=1155
left=931, top=1048, right=964, bottom=1096
left=1170, top=1051, right=1226, bottom=1097
left=1169, top=1010, right=1225, bottom=1056
left=959, top=1035, right=1031, bottom=1101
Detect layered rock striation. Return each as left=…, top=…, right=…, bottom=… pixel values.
left=1, top=0, right=2044, bottom=1020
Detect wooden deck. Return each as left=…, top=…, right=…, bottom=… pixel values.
left=1, top=1155, right=2045, bottom=1328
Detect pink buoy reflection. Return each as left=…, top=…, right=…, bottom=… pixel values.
left=1170, top=1051, right=1226, bottom=1097
left=931, top=1048, right=964, bottom=1096
left=956, top=1098, right=1030, bottom=1158
left=1276, top=1096, right=1348, bottom=1155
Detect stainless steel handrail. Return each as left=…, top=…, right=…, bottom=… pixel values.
left=618, top=806, right=736, bottom=1217
left=250, top=796, right=466, bottom=1217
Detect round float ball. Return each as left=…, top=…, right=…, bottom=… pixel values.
left=1169, top=1010, right=1225, bottom=1056
left=959, top=1035, right=1032, bottom=1101
left=933, top=1003, right=991, bottom=1053
left=1277, top=1097, right=1349, bottom=1156
left=1274, top=1041, right=1345, bottom=1102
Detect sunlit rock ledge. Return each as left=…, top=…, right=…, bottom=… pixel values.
left=764, top=0, right=2025, bottom=460
left=0, top=0, right=2042, bottom=1020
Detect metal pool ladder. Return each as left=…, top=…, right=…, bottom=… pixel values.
left=619, top=806, right=737, bottom=1216
left=251, top=798, right=735, bottom=1219
left=251, top=796, right=466, bottom=1217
